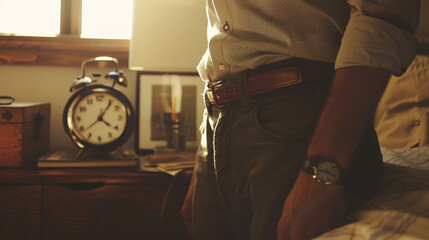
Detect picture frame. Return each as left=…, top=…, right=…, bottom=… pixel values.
left=136, top=72, right=205, bottom=154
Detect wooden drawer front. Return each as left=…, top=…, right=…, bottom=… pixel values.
left=42, top=184, right=169, bottom=240
left=0, top=185, right=41, bottom=240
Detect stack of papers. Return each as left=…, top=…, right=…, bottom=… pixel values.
left=141, top=147, right=196, bottom=175
left=37, top=149, right=139, bottom=168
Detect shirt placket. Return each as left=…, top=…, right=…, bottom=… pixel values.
left=209, top=0, right=233, bottom=81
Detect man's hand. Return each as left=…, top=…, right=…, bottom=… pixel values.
left=278, top=66, right=390, bottom=240
left=277, top=172, right=346, bottom=240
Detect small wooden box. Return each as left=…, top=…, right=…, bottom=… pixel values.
left=0, top=103, right=50, bottom=167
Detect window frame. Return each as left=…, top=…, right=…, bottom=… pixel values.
left=0, top=0, right=129, bottom=67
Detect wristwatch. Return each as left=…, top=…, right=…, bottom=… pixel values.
left=302, top=155, right=345, bottom=185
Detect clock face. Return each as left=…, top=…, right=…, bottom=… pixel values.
left=314, top=161, right=339, bottom=184
left=63, top=85, right=134, bottom=151
left=72, top=92, right=127, bottom=145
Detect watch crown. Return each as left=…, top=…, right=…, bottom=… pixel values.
left=302, top=155, right=344, bottom=185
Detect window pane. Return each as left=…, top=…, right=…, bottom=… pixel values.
left=0, top=0, right=60, bottom=36
left=81, top=0, right=133, bottom=39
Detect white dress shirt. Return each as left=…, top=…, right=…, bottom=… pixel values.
left=376, top=55, right=429, bottom=149
left=197, top=0, right=420, bottom=83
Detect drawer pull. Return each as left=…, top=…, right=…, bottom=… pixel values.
left=58, top=182, right=107, bottom=191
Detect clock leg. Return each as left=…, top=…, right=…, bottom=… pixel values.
left=76, top=148, right=86, bottom=158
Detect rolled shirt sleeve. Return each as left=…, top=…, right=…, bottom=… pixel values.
left=335, top=0, right=420, bottom=76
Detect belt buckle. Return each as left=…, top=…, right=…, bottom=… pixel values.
left=205, top=81, right=228, bottom=109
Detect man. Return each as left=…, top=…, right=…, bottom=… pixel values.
left=182, top=0, right=420, bottom=239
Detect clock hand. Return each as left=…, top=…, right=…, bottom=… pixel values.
left=82, top=99, right=114, bottom=132
left=102, top=119, right=111, bottom=127
left=99, top=99, right=113, bottom=118
left=84, top=119, right=99, bottom=131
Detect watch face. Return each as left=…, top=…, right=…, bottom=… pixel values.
left=64, top=85, right=134, bottom=151
left=71, top=92, right=127, bottom=145
left=314, top=161, right=340, bottom=184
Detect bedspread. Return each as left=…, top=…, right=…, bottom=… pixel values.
left=314, top=147, right=429, bottom=240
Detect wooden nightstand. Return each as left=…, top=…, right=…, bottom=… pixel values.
left=0, top=168, right=191, bottom=240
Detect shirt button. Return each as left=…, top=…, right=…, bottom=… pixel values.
left=218, top=64, right=226, bottom=71
left=412, top=120, right=421, bottom=126
left=223, top=21, right=230, bottom=31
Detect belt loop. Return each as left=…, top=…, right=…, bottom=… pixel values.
left=204, top=84, right=214, bottom=115
left=237, top=71, right=251, bottom=112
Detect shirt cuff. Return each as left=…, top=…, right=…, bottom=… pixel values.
left=335, top=15, right=416, bottom=76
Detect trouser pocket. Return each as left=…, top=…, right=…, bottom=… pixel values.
left=255, top=83, right=322, bottom=139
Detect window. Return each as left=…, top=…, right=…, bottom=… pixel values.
left=0, top=0, right=132, bottom=66
left=0, top=0, right=61, bottom=37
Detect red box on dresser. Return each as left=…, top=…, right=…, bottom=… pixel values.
left=0, top=102, right=50, bottom=167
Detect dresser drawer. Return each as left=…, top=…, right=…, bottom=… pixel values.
left=42, top=183, right=168, bottom=240
left=0, top=185, right=41, bottom=240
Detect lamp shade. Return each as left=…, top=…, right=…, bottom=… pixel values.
left=129, top=0, right=207, bottom=72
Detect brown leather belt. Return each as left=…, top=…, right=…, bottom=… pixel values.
left=205, top=58, right=334, bottom=107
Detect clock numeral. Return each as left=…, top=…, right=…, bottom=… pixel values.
left=108, top=132, right=113, bottom=138
left=79, top=126, right=84, bottom=132
left=87, top=98, right=93, bottom=105
left=118, top=115, right=123, bottom=121
left=98, top=136, right=102, bottom=142
left=96, top=95, right=104, bottom=102
left=79, top=106, right=87, bottom=112
left=76, top=116, right=81, bottom=122
left=114, top=125, right=119, bottom=130
left=88, top=133, right=92, bottom=139
left=114, top=105, right=120, bottom=111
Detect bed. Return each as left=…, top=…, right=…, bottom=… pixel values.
left=314, top=147, right=429, bottom=239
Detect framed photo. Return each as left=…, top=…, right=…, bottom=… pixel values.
left=136, top=72, right=205, bottom=153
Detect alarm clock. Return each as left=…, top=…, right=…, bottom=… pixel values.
left=63, top=56, right=134, bottom=157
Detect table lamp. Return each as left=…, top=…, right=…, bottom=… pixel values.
left=129, top=0, right=207, bottom=72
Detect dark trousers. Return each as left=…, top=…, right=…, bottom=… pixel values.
left=192, top=73, right=383, bottom=240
